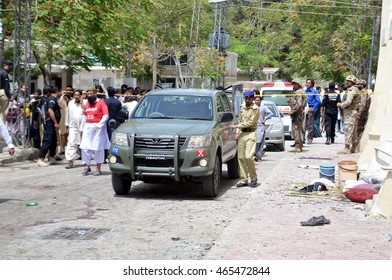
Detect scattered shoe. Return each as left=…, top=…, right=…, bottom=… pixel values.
left=300, top=215, right=331, bottom=226
left=250, top=180, right=258, bottom=188
left=299, top=185, right=314, bottom=193
left=92, top=170, right=102, bottom=176
left=82, top=167, right=91, bottom=176
left=236, top=182, right=248, bottom=188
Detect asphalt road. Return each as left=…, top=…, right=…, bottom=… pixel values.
left=0, top=146, right=286, bottom=260
left=1, top=136, right=392, bottom=261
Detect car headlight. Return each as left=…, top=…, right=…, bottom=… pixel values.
left=270, top=123, right=283, bottom=130
left=187, top=134, right=212, bottom=148
left=111, top=132, right=128, bottom=146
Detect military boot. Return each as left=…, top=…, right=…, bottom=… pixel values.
left=288, top=145, right=302, bottom=153
left=337, top=144, right=351, bottom=154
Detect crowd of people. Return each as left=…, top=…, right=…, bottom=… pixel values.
left=229, top=76, right=371, bottom=188
left=0, top=55, right=371, bottom=186
left=0, top=80, right=148, bottom=174
left=287, top=75, right=371, bottom=154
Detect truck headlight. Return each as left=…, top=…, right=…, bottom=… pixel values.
left=271, top=123, right=283, bottom=130
left=111, top=132, right=128, bottom=146
left=187, top=134, right=212, bottom=148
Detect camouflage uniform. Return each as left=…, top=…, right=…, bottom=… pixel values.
left=355, top=84, right=371, bottom=147
left=339, top=82, right=360, bottom=153
left=288, top=88, right=306, bottom=152
left=236, top=102, right=260, bottom=184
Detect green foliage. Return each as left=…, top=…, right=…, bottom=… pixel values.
left=195, top=48, right=225, bottom=84
left=0, top=0, right=380, bottom=85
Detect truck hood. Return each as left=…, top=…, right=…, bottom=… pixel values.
left=117, top=119, right=214, bottom=136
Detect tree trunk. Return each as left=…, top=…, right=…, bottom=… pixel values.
left=33, top=49, right=51, bottom=86
left=152, top=34, right=158, bottom=89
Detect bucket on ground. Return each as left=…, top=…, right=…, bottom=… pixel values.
left=338, top=161, right=358, bottom=181
left=319, top=163, right=335, bottom=182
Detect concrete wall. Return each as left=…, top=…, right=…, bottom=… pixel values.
left=72, top=67, right=125, bottom=90
left=360, top=0, right=392, bottom=218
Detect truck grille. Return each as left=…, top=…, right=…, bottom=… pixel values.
left=134, top=137, right=187, bottom=150
left=136, top=158, right=184, bottom=168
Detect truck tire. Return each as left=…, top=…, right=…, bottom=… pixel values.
left=202, top=156, right=221, bottom=198
left=276, top=142, right=285, bottom=151
left=227, top=152, right=240, bottom=179
left=112, top=173, right=131, bottom=195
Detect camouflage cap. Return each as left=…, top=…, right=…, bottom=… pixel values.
left=357, top=79, right=367, bottom=85
left=291, top=79, right=301, bottom=86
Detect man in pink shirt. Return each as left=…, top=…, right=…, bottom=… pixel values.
left=79, top=88, right=111, bottom=176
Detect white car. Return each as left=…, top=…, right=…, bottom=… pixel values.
left=260, top=86, right=294, bottom=138
left=263, top=101, right=285, bottom=151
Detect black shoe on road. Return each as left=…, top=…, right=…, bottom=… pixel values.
left=300, top=216, right=331, bottom=226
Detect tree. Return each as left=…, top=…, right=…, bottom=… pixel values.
left=5, top=0, right=152, bottom=85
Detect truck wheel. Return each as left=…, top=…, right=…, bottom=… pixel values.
left=227, top=152, right=240, bottom=179
left=112, top=173, right=131, bottom=195
left=202, top=156, right=221, bottom=198
left=276, top=142, right=285, bottom=151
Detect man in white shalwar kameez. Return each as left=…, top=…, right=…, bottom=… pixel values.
left=79, top=88, right=111, bottom=176
left=64, top=90, right=84, bottom=169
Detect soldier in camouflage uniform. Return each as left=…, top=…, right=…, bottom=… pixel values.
left=288, top=80, right=306, bottom=152
left=230, top=90, right=260, bottom=188
left=355, top=79, right=371, bottom=150
left=337, top=75, right=361, bottom=154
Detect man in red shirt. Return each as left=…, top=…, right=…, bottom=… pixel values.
left=79, top=88, right=111, bottom=176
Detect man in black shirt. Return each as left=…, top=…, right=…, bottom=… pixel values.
left=104, top=86, right=122, bottom=161
left=0, top=60, right=13, bottom=123
left=321, top=82, right=341, bottom=145
left=37, top=86, right=61, bottom=167
left=28, top=89, right=42, bottom=149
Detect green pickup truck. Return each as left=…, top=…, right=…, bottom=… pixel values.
left=108, top=88, right=239, bottom=197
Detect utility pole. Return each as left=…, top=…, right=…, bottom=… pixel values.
left=208, top=0, right=230, bottom=89
left=367, top=13, right=377, bottom=90
left=184, top=0, right=202, bottom=88
left=12, top=0, right=32, bottom=148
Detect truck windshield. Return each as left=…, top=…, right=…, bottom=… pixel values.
left=133, top=95, right=213, bottom=120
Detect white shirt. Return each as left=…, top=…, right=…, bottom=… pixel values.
left=0, top=120, right=14, bottom=149
left=122, top=101, right=138, bottom=115
left=65, top=99, right=84, bottom=129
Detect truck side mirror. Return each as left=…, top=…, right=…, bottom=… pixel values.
left=117, top=109, right=129, bottom=121
left=221, top=112, right=233, bottom=123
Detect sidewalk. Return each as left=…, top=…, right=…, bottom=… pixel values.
left=206, top=134, right=392, bottom=260
left=0, top=147, right=38, bottom=166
